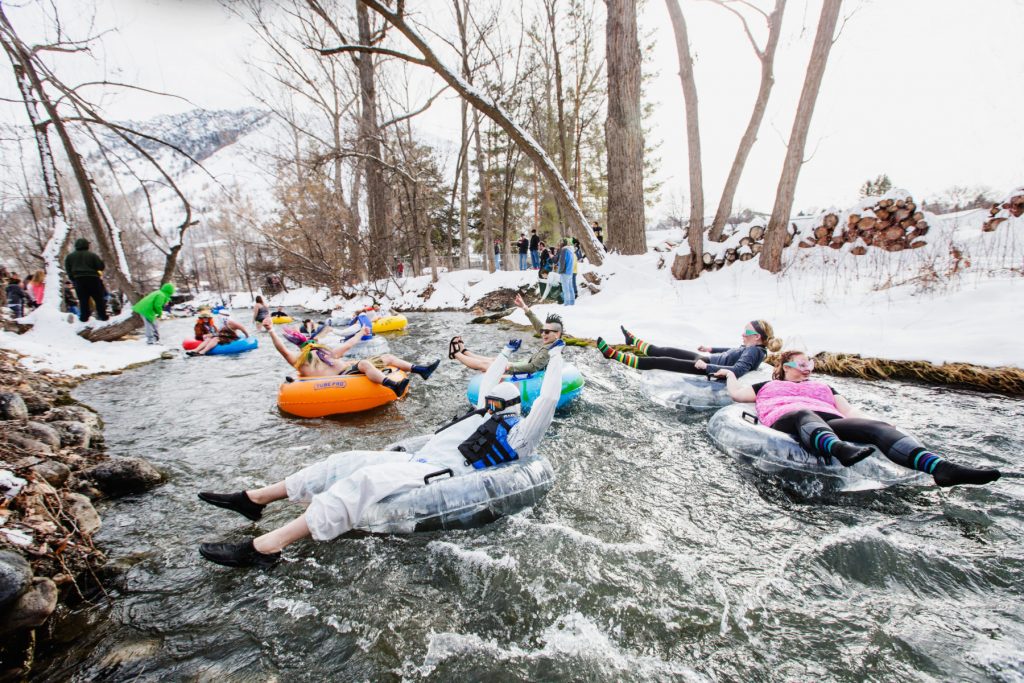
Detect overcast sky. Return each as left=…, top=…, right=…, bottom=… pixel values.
left=4, top=0, right=1023, bottom=218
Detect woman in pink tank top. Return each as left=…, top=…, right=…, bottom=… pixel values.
left=716, top=351, right=1000, bottom=488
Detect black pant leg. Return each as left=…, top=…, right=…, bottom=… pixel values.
left=73, top=279, right=91, bottom=321
left=635, top=356, right=704, bottom=375
left=827, top=417, right=915, bottom=467
left=644, top=345, right=705, bottom=362
left=87, top=279, right=108, bottom=320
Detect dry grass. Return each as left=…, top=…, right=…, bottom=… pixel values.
left=805, top=352, right=1024, bottom=396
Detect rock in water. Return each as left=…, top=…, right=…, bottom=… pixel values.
left=63, top=493, right=102, bottom=535
left=0, top=392, right=28, bottom=420
left=0, top=552, right=31, bottom=608
left=0, top=577, right=58, bottom=634
left=87, top=458, right=163, bottom=496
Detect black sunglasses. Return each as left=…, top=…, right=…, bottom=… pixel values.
left=541, top=328, right=559, bottom=334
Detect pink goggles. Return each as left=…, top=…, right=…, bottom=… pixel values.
left=783, top=359, right=815, bottom=372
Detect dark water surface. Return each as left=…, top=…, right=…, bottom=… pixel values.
left=35, top=312, right=1024, bottom=681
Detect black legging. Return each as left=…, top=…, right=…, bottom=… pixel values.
left=772, top=409, right=921, bottom=468
left=634, top=345, right=709, bottom=375
left=72, top=276, right=108, bottom=322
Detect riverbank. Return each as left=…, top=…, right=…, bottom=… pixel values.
left=0, top=349, right=162, bottom=678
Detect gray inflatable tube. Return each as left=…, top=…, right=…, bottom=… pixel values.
left=640, top=365, right=772, bottom=410
left=355, top=435, right=556, bottom=534
left=707, top=404, right=928, bottom=492
left=342, top=335, right=390, bottom=359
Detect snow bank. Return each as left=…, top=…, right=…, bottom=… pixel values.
left=0, top=307, right=164, bottom=376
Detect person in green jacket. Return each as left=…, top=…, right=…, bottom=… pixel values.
left=63, top=238, right=108, bottom=322
left=132, top=283, right=175, bottom=345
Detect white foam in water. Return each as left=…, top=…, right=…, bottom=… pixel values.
left=427, top=541, right=518, bottom=570
left=509, top=516, right=662, bottom=555
left=419, top=612, right=706, bottom=680
left=267, top=597, right=319, bottom=620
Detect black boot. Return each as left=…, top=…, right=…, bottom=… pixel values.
left=832, top=442, right=875, bottom=467
left=932, top=462, right=1001, bottom=487
left=383, top=377, right=410, bottom=397
left=198, top=491, right=265, bottom=521
left=412, top=359, right=441, bottom=380
left=199, top=540, right=280, bottom=568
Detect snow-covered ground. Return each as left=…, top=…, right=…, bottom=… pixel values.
left=2, top=202, right=1021, bottom=375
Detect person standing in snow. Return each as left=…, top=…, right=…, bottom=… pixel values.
left=132, top=282, right=175, bottom=344
left=63, top=238, right=108, bottom=322
left=493, top=241, right=502, bottom=271
left=517, top=233, right=529, bottom=270
left=5, top=276, right=29, bottom=318
left=196, top=338, right=566, bottom=568
left=557, top=238, right=576, bottom=306
left=529, top=230, right=541, bottom=269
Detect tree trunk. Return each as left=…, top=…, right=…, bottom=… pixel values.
left=356, top=1, right=390, bottom=280
left=545, top=0, right=571, bottom=182
left=78, top=313, right=142, bottom=342
left=760, top=0, right=841, bottom=273
left=472, top=112, right=496, bottom=272
left=605, top=0, right=646, bottom=255
left=665, top=0, right=705, bottom=280
left=357, top=0, right=604, bottom=265
left=708, top=0, right=785, bottom=242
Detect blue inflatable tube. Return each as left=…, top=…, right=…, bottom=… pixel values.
left=466, top=364, right=584, bottom=411
left=206, top=337, right=258, bottom=356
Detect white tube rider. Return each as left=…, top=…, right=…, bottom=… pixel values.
left=281, top=341, right=564, bottom=541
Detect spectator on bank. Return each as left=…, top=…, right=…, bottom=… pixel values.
left=132, top=282, right=175, bottom=345
left=63, top=238, right=108, bottom=322
left=517, top=233, right=529, bottom=270
left=592, top=221, right=604, bottom=245
left=494, top=241, right=502, bottom=271
left=5, top=276, right=29, bottom=318
left=26, top=270, right=45, bottom=306
left=558, top=238, right=576, bottom=306
left=529, top=229, right=541, bottom=269
left=62, top=280, right=79, bottom=317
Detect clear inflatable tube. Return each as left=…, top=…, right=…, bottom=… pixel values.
left=342, top=336, right=390, bottom=359
left=706, top=403, right=929, bottom=492
left=640, top=365, right=772, bottom=410
left=356, top=435, right=556, bottom=533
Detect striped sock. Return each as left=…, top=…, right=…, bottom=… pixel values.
left=812, top=431, right=839, bottom=457
left=620, top=326, right=650, bottom=354
left=910, top=448, right=943, bottom=474
left=596, top=337, right=638, bottom=369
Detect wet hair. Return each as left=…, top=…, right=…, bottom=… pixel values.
left=772, top=350, right=807, bottom=380
left=545, top=313, right=564, bottom=335
left=751, top=320, right=783, bottom=352
left=255, top=295, right=264, bottom=304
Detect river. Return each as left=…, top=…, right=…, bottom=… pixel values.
left=33, top=312, right=1024, bottom=681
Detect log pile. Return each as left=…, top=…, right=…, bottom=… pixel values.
left=982, top=192, right=1024, bottom=232
left=799, top=196, right=930, bottom=256
left=698, top=223, right=797, bottom=272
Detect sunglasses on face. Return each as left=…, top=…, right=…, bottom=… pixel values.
left=541, top=328, right=559, bottom=334
left=485, top=395, right=521, bottom=412
left=743, top=329, right=759, bottom=337
left=784, top=359, right=815, bottom=372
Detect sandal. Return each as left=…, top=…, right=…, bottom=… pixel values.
left=448, top=336, right=462, bottom=360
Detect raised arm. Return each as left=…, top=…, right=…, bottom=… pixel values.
left=508, top=344, right=564, bottom=455
left=264, top=321, right=300, bottom=366
left=329, top=326, right=371, bottom=358
left=476, top=342, right=516, bottom=409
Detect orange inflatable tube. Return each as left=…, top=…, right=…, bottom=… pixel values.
left=277, top=368, right=409, bottom=417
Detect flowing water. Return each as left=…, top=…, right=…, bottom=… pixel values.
left=34, top=312, right=1024, bottom=681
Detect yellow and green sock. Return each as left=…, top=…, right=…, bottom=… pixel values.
left=620, top=326, right=650, bottom=354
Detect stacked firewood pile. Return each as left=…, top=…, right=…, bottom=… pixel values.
left=697, top=224, right=796, bottom=271
left=982, top=192, right=1024, bottom=232
left=800, top=196, right=929, bottom=255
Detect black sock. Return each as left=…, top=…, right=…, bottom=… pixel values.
left=412, top=359, right=440, bottom=380
left=384, top=377, right=409, bottom=397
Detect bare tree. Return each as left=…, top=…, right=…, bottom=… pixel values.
left=665, top=0, right=704, bottom=279
left=605, top=0, right=646, bottom=255
left=707, top=0, right=786, bottom=242
left=760, top=0, right=841, bottom=273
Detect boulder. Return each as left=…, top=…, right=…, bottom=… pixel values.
left=18, top=391, right=49, bottom=416
left=86, top=458, right=163, bottom=497
left=30, top=460, right=71, bottom=487
left=63, top=492, right=101, bottom=535
left=46, top=405, right=101, bottom=431
left=0, top=577, right=57, bottom=634
left=22, top=422, right=62, bottom=450
left=0, top=392, right=28, bottom=420
left=5, top=433, right=52, bottom=456
left=49, top=421, right=91, bottom=449
left=0, top=551, right=31, bottom=608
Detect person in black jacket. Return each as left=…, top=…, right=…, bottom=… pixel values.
left=5, top=276, right=29, bottom=318
left=529, top=230, right=541, bottom=269
left=596, top=320, right=782, bottom=378
left=63, top=238, right=107, bottom=322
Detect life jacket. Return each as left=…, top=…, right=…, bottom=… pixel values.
left=755, top=380, right=841, bottom=428
left=194, top=319, right=217, bottom=340
left=457, top=413, right=522, bottom=469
